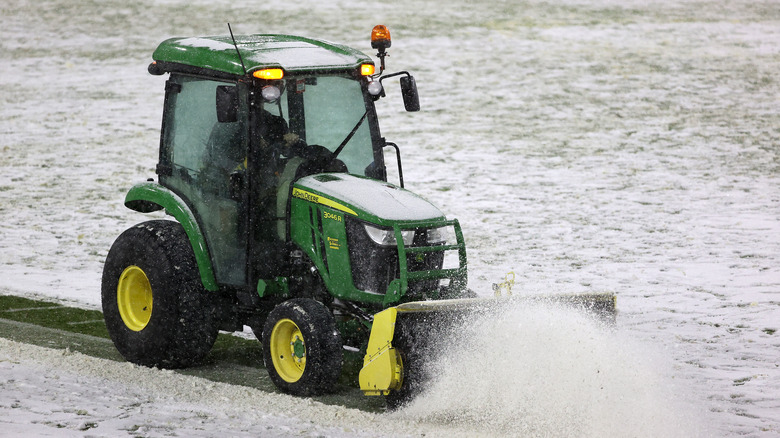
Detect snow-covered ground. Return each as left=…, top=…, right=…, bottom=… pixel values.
left=1, top=0, right=778, bottom=436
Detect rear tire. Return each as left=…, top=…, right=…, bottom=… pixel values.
left=262, top=298, right=342, bottom=395
left=102, top=220, right=218, bottom=368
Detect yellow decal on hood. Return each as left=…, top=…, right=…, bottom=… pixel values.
left=292, top=188, right=357, bottom=216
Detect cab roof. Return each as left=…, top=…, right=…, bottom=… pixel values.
left=151, top=34, right=373, bottom=77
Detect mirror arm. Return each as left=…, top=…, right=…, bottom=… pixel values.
left=378, top=70, right=410, bottom=85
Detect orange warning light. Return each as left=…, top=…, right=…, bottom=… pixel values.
left=253, top=68, right=284, bottom=80
left=371, top=25, right=391, bottom=51
left=360, top=64, right=376, bottom=76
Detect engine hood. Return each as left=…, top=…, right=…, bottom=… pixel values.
left=292, top=173, right=446, bottom=225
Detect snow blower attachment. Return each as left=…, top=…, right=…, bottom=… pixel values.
left=102, top=24, right=617, bottom=408
left=358, top=291, right=616, bottom=405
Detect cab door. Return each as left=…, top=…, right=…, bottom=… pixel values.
left=158, top=74, right=249, bottom=286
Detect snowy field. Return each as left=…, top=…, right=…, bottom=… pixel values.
left=1, top=0, right=779, bottom=436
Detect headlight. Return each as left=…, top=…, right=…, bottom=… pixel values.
left=261, top=85, right=281, bottom=102
left=364, top=224, right=415, bottom=246
left=367, top=81, right=383, bottom=96
left=426, top=225, right=453, bottom=244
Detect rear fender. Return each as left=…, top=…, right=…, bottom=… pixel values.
left=124, top=182, right=218, bottom=291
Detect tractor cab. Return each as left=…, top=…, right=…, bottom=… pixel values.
left=145, top=34, right=417, bottom=292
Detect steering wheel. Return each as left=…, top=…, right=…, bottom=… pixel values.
left=290, top=142, right=347, bottom=177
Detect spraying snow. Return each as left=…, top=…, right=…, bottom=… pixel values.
left=399, top=302, right=709, bottom=437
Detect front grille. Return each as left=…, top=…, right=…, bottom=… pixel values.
left=345, top=218, right=444, bottom=298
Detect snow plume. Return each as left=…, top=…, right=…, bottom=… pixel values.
left=397, top=301, right=709, bottom=437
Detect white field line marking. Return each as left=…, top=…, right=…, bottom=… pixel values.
left=1, top=306, right=62, bottom=312
left=66, top=320, right=104, bottom=326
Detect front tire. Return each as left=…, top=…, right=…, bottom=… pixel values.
left=102, top=220, right=218, bottom=368
left=385, top=313, right=438, bottom=410
left=385, top=333, right=424, bottom=410
left=262, top=298, right=342, bottom=395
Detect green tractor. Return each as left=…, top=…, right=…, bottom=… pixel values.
left=101, top=25, right=615, bottom=407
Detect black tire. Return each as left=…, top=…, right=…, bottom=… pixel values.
left=101, top=220, right=218, bottom=368
left=385, top=320, right=427, bottom=410
left=262, top=298, right=342, bottom=396
left=385, top=312, right=451, bottom=410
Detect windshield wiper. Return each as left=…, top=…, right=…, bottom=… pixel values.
left=331, top=111, right=368, bottom=159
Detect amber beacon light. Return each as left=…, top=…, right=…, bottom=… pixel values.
left=371, top=25, right=391, bottom=52
left=371, top=25, right=392, bottom=74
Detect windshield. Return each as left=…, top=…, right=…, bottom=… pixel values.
left=263, top=75, right=379, bottom=177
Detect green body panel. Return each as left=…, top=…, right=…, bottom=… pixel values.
left=290, top=193, right=363, bottom=300
left=289, top=174, right=468, bottom=306
left=256, top=277, right=290, bottom=298
left=152, top=35, right=373, bottom=77
left=124, top=182, right=219, bottom=291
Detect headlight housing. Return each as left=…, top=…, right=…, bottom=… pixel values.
left=364, top=224, right=415, bottom=246
left=425, top=225, right=454, bottom=245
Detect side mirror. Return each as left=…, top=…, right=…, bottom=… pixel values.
left=216, top=85, right=238, bottom=123
left=400, top=75, right=420, bottom=112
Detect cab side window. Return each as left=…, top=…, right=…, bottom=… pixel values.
left=159, top=74, right=248, bottom=286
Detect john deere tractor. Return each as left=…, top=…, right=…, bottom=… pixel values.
left=102, top=26, right=615, bottom=407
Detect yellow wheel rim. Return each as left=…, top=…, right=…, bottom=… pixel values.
left=269, top=318, right=306, bottom=383
left=117, top=265, right=153, bottom=332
